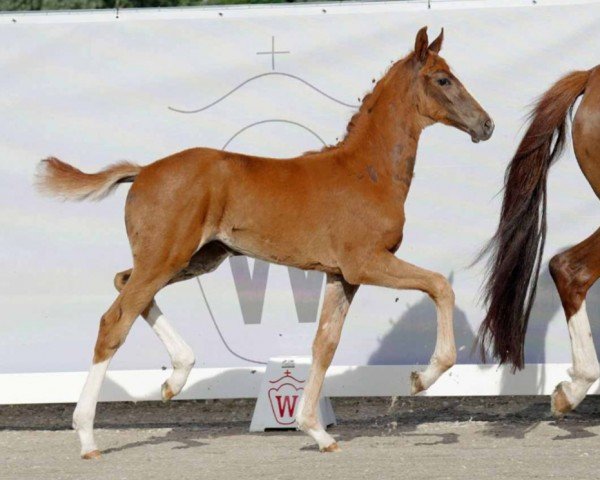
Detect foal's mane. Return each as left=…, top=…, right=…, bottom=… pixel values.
left=304, top=54, right=413, bottom=155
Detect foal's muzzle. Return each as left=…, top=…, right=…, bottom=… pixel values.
left=470, top=115, right=495, bottom=143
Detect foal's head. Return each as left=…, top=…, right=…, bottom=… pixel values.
left=406, top=27, right=494, bottom=143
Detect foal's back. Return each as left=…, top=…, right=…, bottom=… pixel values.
left=127, top=146, right=405, bottom=274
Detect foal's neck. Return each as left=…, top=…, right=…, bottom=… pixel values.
left=340, top=60, right=425, bottom=191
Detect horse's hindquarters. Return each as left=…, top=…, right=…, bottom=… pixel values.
left=573, top=67, right=600, bottom=199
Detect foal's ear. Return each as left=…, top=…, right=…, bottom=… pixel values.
left=428, top=28, right=444, bottom=54
left=414, top=26, right=429, bottom=63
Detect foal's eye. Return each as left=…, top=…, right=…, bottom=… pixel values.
left=437, top=78, right=451, bottom=86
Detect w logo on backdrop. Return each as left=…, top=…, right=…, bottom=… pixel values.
left=230, top=257, right=323, bottom=325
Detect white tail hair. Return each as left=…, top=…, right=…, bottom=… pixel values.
left=35, top=157, right=141, bottom=201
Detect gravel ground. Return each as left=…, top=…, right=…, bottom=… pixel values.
left=1, top=396, right=600, bottom=480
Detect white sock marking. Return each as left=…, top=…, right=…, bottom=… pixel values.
left=146, top=304, right=195, bottom=395
left=562, top=301, right=600, bottom=408
left=296, top=395, right=335, bottom=450
left=73, top=359, right=109, bottom=455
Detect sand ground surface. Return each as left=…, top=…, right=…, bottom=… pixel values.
left=1, top=396, right=600, bottom=480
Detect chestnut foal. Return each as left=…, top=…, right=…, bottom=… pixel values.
left=478, top=66, right=600, bottom=416
left=37, top=27, right=493, bottom=458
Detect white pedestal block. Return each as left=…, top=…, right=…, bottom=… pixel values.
left=249, top=356, right=336, bottom=432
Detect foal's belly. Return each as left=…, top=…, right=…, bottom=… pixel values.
left=215, top=224, right=342, bottom=275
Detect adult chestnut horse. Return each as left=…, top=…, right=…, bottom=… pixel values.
left=37, top=27, right=493, bottom=458
left=478, top=66, right=600, bottom=416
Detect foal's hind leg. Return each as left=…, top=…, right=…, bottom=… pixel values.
left=114, top=272, right=195, bottom=402
left=343, top=250, right=457, bottom=394
left=73, top=267, right=178, bottom=459
left=549, top=227, right=600, bottom=417
left=296, top=274, right=358, bottom=452
left=114, top=242, right=231, bottom=401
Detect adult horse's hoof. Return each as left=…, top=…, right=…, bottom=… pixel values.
left=161, top=381, right=175, bottom=403
left=320, top=442, right=341, bottom=453
left=81, top=449, right=102, bottom=460
left=551, top=382, right=573, bottom=417
left=410, top=371, right=425, bottom=395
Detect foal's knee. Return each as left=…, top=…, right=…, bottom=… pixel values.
left=429, top=273, right=455, bottom=305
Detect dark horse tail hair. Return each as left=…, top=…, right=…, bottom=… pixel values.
left=477, top=69, right=591, bottom=370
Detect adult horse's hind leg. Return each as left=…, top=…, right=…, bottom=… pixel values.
left=343, top=250, right=457, bottom=394
left=550, top=227, right=600, bottom=417
left=296, top=274, right=358, bottom=452
left=113, top=242, right=231, bottom=401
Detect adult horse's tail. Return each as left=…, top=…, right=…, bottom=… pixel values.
left=477, top=69, right=591, bottom=370
left=35, top=157, right=141, bottom=201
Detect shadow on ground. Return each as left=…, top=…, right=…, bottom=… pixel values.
left=2, top=396, right=600, bottom=455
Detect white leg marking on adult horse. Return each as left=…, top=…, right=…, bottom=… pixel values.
left=72, top=359, right=110, bottom=459
left=552, top=301, right=600, bottom=415
left=145, top=303, right=195, bottom=401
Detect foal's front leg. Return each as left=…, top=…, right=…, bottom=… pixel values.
left=296, top=274, right=358, bottom=452
left=344, top=251, right=457, bottom=394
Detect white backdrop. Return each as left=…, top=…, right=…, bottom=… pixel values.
left=1, top=0, right=599, bottom=402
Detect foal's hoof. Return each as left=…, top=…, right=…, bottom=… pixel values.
left=410, top=371, right=425, bottom=395
left=81, top=449, right=102, bottom=460
left=161, top=381, right=175, bottom=403
left=551, top=382, right=573, bottom=418
left=320, top=442, right=341, bottom=453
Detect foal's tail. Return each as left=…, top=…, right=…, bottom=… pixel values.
left=35, top=157, right=141, bottom=201
left=477, top=69, right=591, bottom=370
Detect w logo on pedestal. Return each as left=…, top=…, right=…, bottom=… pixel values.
left=250, top=357, right=335, bottom=432
left=267, top=370, right=304, bottom=425
left=274, top=394, right=300, bottom=419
